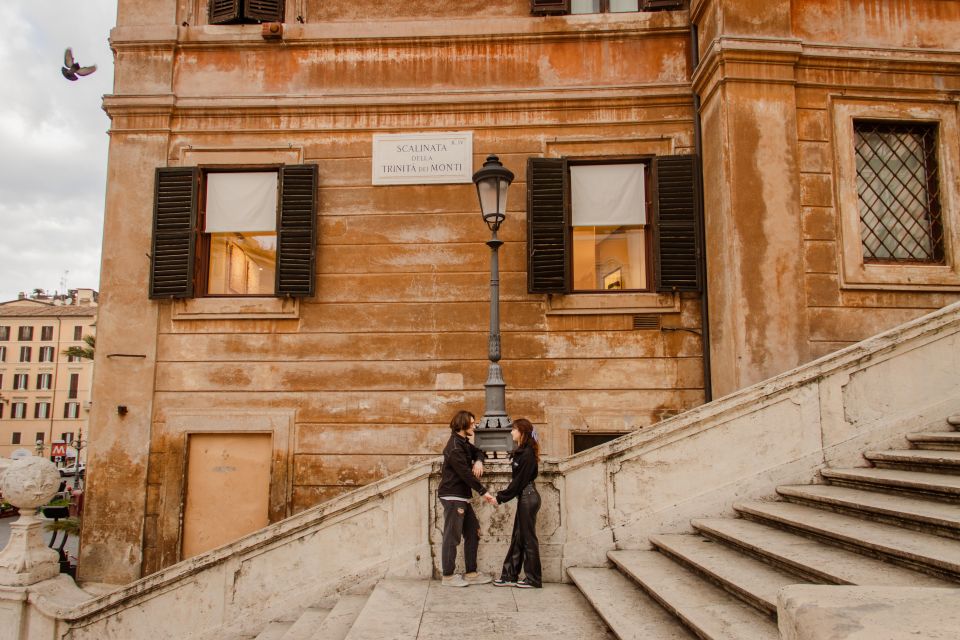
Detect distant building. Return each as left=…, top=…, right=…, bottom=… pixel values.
left=0, top=289, right=97, bottom=462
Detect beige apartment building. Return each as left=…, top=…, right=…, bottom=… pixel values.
left=0, top=290, right=97, bottom=462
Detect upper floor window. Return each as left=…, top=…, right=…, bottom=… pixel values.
left=571, top=0, right=639, bottom=13
left=40, top=326, right=54, bottom=341
left=18, top=326, right=33, bottom=341
left=68, top=373, right=80, bottom=399
left=531, top=0, right=683, bottom=14
left=37, top=373, right=52, bottom=390
left=19, top=347, right=31, bottom=363
left=149, top=165, right=318, bottom=300
left=0, top=326, right=9, bottom=341
left=854, top=120, right=944, bottom=264
left=64, top=402, right=80, bottom=419
left=11, top=402, right=26, bottom=419
left=34, top=402, right=50, bottom=419
left=73, top=326, right=83, bottom=341
left=527, top=155, right=701, bottom=295
left=0, top=345, right=5, bottom=362
left=13, top=373, right=28, bottom=390
left=208, top=0, right=284, bottom=25
left=38, top=346, right=55, bottom=363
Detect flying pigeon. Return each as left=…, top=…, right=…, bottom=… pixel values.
left=61, top=48, right=97, bottom=81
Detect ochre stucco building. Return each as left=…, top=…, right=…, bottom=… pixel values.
left=80, top=0, right=960, bottom=583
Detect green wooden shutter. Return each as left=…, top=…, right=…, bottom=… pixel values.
left=531, top=0, right=570, bottom=15
left=208, top=0, right=242, bottom=24
left=149, top=168, right=198, bottom=299
left=246, top=0, right=285, bottom=22
left=527, top=158, right=568, bottom=294
left=276, top=164, right=318, bottom=297
left=653, top=155, right=703, bottom=292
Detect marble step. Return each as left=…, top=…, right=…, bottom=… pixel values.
left=820, top=467, right=960, bottom=502
left=312, top=595, right=369, bottom=640
left=608, top=550, right=779, bottom=640
left=343, top=579, right=429, bottom=640
left=777, top=483, right=960, bottom=539
left=650, top=534, right=805, bottom=615
left=692, top=517, right=953, bottom=588
left=568, top=567, right=696, bottom=640
left=865, top=449, right=960, bottom=474
left=255, top=622, right=294, bottom=640
left=907, top=432, right=960, bottom=450
left=735, top=501, right=960, bottom=580
left=280, top=608, right=331, bottom=640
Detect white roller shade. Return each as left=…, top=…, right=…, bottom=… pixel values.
left=205, top=172, right=278, bottom=233
left=571, top=164, right=646, bottom=227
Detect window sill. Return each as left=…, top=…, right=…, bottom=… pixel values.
left=545, top=292, right=680, bottom=315
left=171, top=297, right=300, bottom=321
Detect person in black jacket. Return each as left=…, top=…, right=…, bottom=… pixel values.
left=492, top=417, right=542, bottom=588
left=438, top=410, right=497, bottom=587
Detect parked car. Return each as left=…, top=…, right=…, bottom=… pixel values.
left=59, top=464, right=85, bottom=478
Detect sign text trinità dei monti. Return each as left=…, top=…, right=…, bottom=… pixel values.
left=372, top=132, right=473, bottom=185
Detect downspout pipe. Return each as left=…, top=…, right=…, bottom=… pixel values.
left=691, top=21, right=713, bottom=402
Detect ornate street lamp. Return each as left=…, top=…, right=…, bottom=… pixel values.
left=472, top=155, right=515, bottom=453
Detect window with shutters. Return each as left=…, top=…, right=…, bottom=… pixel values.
left=18, top=326, right=33, bottom=341
left=208, top=0, right=285, bottom=25
left=0, top=326, right=8, bottom=341
left=13, top=374, right=28, bottom=390
left=38, top=346, right=54, bottom=363
left=34, top=402, right=50, bottom=420
left=73, top=326, right=82, bottom=341
left=532, top=0, right=682, bottom=14
left=12, top=402, right=26, bottom=420
left=40, top=326, right=54, bottom=341
left=68, top=373, right=79, bottom=399
left=150, top=165, right=317, bottom=300
left=18, top=347, right=30, bottom=363
left=527, top=155, right=702, bottom=295
left=0, top=346, right=5, bottom=362
left=37, top=373, right=52, bottom=390
left=64, top=402, right=80, bottom=419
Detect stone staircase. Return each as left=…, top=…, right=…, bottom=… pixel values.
left=568, top=415, right=960, bottom=639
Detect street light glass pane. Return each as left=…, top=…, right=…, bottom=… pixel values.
left=477, top=179, right=499, bottom=217
left=498, top=179, right=510, bottom=216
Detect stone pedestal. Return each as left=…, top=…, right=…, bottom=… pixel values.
left=0, top=458, right=62, bottom=587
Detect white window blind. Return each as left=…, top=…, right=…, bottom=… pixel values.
left=205, top=173, right=279, bottom=233
left=571, top=164, right=646, bottom=227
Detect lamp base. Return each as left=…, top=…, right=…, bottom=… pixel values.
left=474, top=415, right=515, bottom=453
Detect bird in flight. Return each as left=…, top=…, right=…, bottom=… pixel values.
left=62, top=48, right=97, bottom=81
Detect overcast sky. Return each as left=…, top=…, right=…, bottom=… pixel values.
left=0, top=1, right=117, bottom=303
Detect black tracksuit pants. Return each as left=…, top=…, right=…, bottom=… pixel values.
left=441, top=499, right=480, bottom=576
left=500, top=484, right=541, bottom=587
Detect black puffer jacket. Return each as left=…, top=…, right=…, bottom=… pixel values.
left=438, top=433, right=488, bottom=499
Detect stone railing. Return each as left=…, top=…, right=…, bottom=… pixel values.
left=1, top=301, right=958, bottom=639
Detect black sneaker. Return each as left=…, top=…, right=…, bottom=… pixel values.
left=514, top=579, right=540, bottom=589
left=492, top=578, right=516, bottom=587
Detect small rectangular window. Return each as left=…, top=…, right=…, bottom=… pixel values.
left=10, top=431, right=19, bottom=445
left=68, top=373, right=79, bottom=399
left=19, top=346, right=31, bottom=362
left=854, top=120, right=944, bottom=263
left=18, top=326, right=33, bottom=341
left=572, top=432, right=628, bottom=453
left=34, top=402, right=50, bottom=419
left=64, top=402, right=80, bottom=419
left=73, top=326, right=83, bottom=341
left=61, top=432, right=74, bottom=444
left=36, top=373, right=52, bottom=390
left=571, top=0, right=640, bottom=12
left=0, top=345, right=5, bottom=362
left=40, top=326, right=54, bottom=341
left=39, top=346, right=54, bottom=362
left=13, top=374, right=28, bottom=390
left=12, top=402, right=27, bottom=419
left=35, top=432, right=45, bottom=444
left=0, top=326, right=9, bottom=341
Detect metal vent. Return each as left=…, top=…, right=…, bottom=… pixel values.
left=632, top=314, right=660, bottom=330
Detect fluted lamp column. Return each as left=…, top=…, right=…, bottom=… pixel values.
left=472, top=155, right=515, bottom=453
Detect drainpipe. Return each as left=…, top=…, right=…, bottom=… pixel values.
left=691, top=22, right=713, bottom=402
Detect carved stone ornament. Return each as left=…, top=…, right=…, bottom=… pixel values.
left=0, top=457, right=62, bottom=586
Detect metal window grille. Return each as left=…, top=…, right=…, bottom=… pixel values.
left=854, top=121, right=944, bottom=263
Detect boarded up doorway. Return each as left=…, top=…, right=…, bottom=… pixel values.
left=181, top=432, right=272, bottom=559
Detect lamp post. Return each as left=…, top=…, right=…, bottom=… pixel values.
left=472, top=155, right=515, bottom=453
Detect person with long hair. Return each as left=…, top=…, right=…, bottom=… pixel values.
left=437, top=410, right=497, bottom=587
left=492, top=418, right=542, bottom=588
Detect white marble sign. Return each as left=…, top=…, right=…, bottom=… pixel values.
left=372, top=132, right=473, bottom=185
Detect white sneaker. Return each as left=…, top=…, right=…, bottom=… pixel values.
left=441, top=574, right=469, bottom=587
left=464, top=571, right=492, bottom=585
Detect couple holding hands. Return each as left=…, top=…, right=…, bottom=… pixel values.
left=438, top=411, right=541, bottom=589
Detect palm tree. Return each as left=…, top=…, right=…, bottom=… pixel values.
left=63, top=334, right=95, bottom=361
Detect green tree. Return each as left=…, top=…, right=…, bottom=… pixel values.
left=63, top=334, right=95, bottom=361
